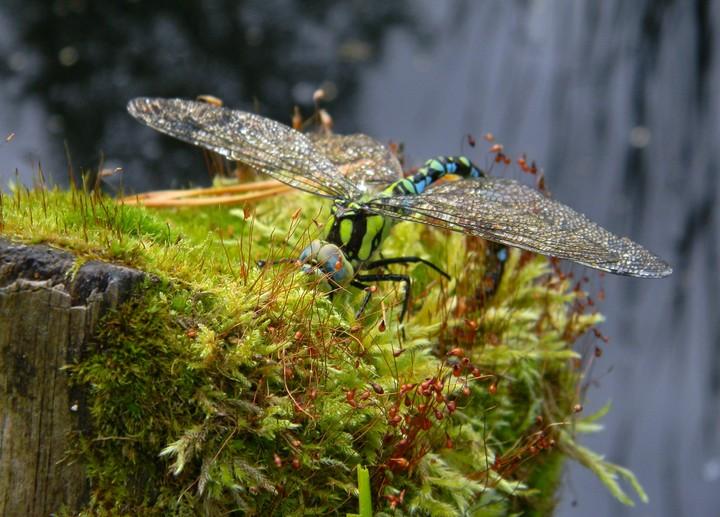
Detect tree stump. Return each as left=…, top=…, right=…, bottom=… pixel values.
left=0, top=239, right=144, bottom=516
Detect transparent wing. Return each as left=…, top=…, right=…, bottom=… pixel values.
left=368, top=177, right=672, bottom=278
left=127, top=97, right=361, bottom=199
left=309, top=133, right=403, bottom=188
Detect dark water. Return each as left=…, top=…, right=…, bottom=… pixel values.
left=0, top=0, right=416, bottom=188
left=1, top=1, right=717, bottom=515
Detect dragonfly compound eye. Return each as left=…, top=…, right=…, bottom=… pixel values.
left=299, top=240, right=324, bottom=263
left=298, top=241, right=354, bottom=286
left=316, top=244, right=354, bottom=286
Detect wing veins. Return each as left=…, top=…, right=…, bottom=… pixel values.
left=128, top=97, right=361, bottom=199
left=367, top=177, right=670, bottom=277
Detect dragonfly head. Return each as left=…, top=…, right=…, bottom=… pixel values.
left=299, top=240, right=355, bottom=287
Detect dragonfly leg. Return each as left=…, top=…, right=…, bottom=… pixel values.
left=355, top=273, right=411, bottom=322
left=351, top=280, right=374, bottom=318
left=363, top=256, right=450, bottom=279
left=256, top=258, right=298, bottom=268
left=481, top=244, right=508, bottom=300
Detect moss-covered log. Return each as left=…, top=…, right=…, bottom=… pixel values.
left=0, top=239, right=143, bottom=516
left=0, top=187, right=649, bottom=515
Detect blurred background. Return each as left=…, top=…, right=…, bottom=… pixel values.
left=0, top=1, right=716, bottom=515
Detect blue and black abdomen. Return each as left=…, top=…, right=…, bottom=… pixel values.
left=387, top=156, right=485, bottom=196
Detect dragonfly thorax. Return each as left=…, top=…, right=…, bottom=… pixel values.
left=325, top=201, right=392, bottom=267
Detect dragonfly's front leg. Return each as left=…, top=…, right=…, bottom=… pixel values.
left=256, top=258, right=298, bottom=268
left=354, top=273, right=411, bottom=322
left=351, top=280, right=374, bottom=318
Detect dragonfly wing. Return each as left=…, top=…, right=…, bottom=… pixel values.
left=309, top=133, right=403, bottom=188
left=368, top=177, right=672, bottom=278
left=127, top=97, right=361, bottom=199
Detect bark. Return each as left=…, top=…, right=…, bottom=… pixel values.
left=0, top=239, right=144, bottom=516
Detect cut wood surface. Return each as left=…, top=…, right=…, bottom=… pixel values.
left=0, top=239, right=144, bottom=517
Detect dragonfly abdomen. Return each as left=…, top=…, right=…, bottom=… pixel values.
left=386, top=156, right=485, bottom=196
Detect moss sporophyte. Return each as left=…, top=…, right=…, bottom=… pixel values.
left=0, top=98, right=663, bottom=514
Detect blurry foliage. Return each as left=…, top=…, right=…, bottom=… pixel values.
left=1, top=181, right=648, bottom=514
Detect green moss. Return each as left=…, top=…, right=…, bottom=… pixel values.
left=71, top=282, right=205, bottom=515
left=1, top=183, right=646, bottom=515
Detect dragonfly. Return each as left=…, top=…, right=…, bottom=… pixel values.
left=127, top=98, right=672, bottom=320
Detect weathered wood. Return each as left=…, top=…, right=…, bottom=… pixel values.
left=0, top=239, right=144, bottom=516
